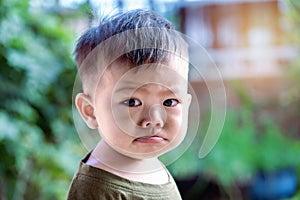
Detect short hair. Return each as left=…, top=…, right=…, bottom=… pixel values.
left=74, top=9, right=188, bottom=93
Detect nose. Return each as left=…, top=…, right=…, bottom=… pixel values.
left=141, top=104, right=166, bottom=128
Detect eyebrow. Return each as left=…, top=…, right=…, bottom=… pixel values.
left=134, top=84, right=182, bottom=95
left=114, top=80, right=184, bottom=95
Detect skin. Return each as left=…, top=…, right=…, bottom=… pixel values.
left=76, top=57, right=191, bottom=184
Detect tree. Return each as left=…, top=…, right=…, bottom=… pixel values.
left=284, top=0, right=300, bottom=137
left=0, top=0, right=86, bottom=199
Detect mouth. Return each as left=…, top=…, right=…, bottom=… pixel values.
left=134, top=136, right=167, bottom=144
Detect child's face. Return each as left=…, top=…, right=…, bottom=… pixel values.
left=92, top=58, right=191, bottom=159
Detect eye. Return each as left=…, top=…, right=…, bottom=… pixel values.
left=122, top=98, right=142, bottom=107
left=163, top=99, right=179, bottom=107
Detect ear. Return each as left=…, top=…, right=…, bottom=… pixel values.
left=75, top=93, right=98, bottom=129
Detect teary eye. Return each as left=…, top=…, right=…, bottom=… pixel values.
left=163, top=99, right=179, bottom=107
left=123, top=98, right=142, bottom=107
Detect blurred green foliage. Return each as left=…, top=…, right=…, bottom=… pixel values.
left=0, top=0, right=87, bottom=199
left=169, top=106, right=300, bottom=185
left=286, top=0, right=300, bottom=106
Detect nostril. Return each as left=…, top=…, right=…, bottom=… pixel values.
left=140, top=118, right=152, bottom=128
left=155, top=120, right=163, bottom=128
left=141, top=120, right=162, bottom=128
left=140, top=104, right=166, bottom=128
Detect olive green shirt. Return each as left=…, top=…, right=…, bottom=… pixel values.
left=67, top=153, right=182, bottom=200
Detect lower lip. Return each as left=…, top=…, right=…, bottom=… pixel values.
left=135, top=136, right=166, bottom=144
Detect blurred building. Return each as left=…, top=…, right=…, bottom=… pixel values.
left=178, top=0, right=296, bottom=80
left=174, top=0, right=296, bottom=107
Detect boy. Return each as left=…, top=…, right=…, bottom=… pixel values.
left=67, top=9, right=191, bottom=199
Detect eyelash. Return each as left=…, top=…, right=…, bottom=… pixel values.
left=163, top=99, right=180, bottom=107
left=122, top=98, right=180, bottom=107
left=122, top=98, right=142, bottom=107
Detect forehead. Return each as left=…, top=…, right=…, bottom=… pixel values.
left=112, top=61, right=188, bottom=94
left=94, top=56, right=189, bottom=97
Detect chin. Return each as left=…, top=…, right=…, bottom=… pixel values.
left=124, top=149, right=168, bottom=160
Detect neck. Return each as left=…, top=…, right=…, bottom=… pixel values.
left=90, top=140, right=164, bottom=174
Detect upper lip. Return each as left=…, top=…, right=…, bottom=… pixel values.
left=133, top=135, right=167, bottom=143
left=134, top=132, right=167, bottom=141
left=136, top=135, right=166, bottom=139
left=132, top=128, right=167, bottom=141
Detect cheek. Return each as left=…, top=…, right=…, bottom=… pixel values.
left=165, top=108, right=183, bottom=131
left=94, top=97, right=120, bottom=136
left=95, top=101, right=112, bottom=124
left=111, top=104, right=137, bottom=133
left=168, top=105, right=190, bottom=140
left=96, top=104, right=134, bottom=147
left=169, top=109, right=190, bottom=146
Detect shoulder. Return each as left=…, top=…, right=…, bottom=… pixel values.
left=66, top=165, right=130, bottom=200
